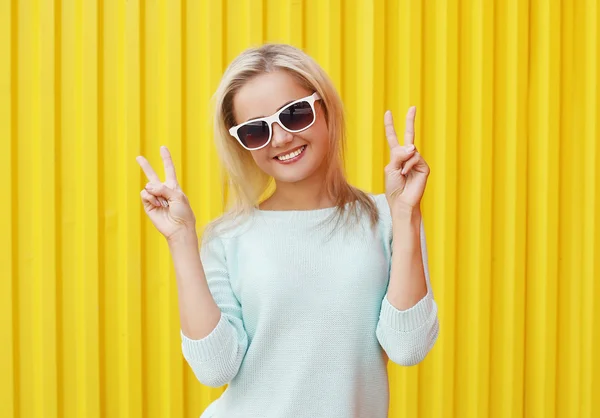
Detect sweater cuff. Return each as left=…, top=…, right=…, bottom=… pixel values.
left=180, top=313, right=233, bottom=363
left=380, top=292, right=434, bottom=333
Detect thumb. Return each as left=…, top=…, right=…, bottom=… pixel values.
left=145, top=182, right=176, bottom=200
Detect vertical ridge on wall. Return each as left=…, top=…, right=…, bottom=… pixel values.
left=55, top=3, right=64, bottom=417
left=477, top=2, right=494, bottom=416
left=200, top=0, right=225, bottom=221
left=420, top=1, right=458, bottom=417
left=96, top=0, right=106, bottom=414
left=40, top=0, right=59, bottom=416
left=489, top=0, right=528, bottom=417
left=0, top=0, right=15, bottom=416
left=17, top=1, right=43, bottom=417
left=341, top=0, right=357, bottom=183
left=556, top=1, right=581, bottom=416
left=82, top=1, right=101, bottom=417
left=312, top=0, right=341, bottom=92
left=266, top=0, right=304, bottom=46
left=355, top=1, right=384, bottom=192
left=105, top=0, right=143, bottom=417
left=525, top=2, right=561, bottom=417
left=455, top=1, right=494, bottom=416
left=126, top=0, right=144, bottom=416
left=60, top=1, right=83, bottom=417
left=581, top=1, right=600, bottom=417
left=102, top=1, right=118, bottom=415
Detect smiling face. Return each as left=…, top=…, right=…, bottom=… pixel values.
left=232, top=70, right=330, bottom=184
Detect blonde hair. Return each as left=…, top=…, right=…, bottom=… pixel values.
left=201, top=43, right=379, bottom=243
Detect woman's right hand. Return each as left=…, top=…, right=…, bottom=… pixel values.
left=136, top=146, right=197, bottom=242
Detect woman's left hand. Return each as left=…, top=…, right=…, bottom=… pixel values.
left=383, top=106, right=430, bottom=214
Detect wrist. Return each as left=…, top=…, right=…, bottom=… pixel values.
left=392, top=205, right=421, bottom=234
left=391, top=204, right=421, bottom=222
left=167, top=229, right=199, bottom=249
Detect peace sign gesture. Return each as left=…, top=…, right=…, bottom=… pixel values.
left=383, top=106, right=430, bottom=213
left=136, top=146, right=196, bottom=242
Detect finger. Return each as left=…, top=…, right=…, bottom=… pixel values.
left=145, top=182, right=176, bottom=201
left=404, top=106, right=416, bottom=146
left=160, top=145, right=178, bottom=186
left=156, top=196, right=169, bottom=207
left=390, top=145, right=416, bottom=168
left=136, top=155, right=161, bottom=183
left=141, top=189, right=162, bottom=207
left=401, top=152, right=421, bottom=175
left=144, top=182, right=170, bottom=206
left=384, top=110, right=400, bottom=150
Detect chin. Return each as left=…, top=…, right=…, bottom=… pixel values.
left=270, top=169, right=310, bottom=183
left=276, top=174, right=310, bottom=184
left=271, top=163, right=325, bottom=184
left=262, top=149, right=327, bottom=184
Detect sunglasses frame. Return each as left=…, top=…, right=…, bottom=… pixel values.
left=229, top=92, right=322, bottom=151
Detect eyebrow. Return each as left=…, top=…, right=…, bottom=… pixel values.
left=243, top=99, right=295, bottom=123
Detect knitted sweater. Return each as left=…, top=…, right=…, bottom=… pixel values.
left=180, top=193, right=439, bottom=418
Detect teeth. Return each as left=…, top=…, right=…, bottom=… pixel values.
left=277, top=145, right=305, bottom=161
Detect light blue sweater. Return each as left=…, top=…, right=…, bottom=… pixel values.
left=181, top=193, right=439, bottom=418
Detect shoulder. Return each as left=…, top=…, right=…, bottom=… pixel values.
left=199, top=213, right=251, bottom=265
left=369, top=193, right=392, bottom=221
left=199, top=211, right=255, bottom=257
left=370, top=192, right=388, bottom=208
left=354, top=192, right=392, bottom=238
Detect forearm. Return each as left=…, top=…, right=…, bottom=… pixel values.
left=168, top=233, right=222, bottom=340
left=387, top=207, right=428, bottom=310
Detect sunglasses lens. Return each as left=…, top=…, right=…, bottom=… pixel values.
left=237, top=121, right=270, bottom=149
left=279, top=101, right=314, bottom=131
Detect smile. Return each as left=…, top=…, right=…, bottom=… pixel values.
left=274, top=145, right=307, bottom=164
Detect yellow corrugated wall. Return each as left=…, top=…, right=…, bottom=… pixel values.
left=1, top=0, right=599, bottom=417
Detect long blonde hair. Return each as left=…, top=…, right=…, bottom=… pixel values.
left=201, top=43, right=379, bottom=243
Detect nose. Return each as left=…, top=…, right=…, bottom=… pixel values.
left=270, top=122, right=293, bottom=147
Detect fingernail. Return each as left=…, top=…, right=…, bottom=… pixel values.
left=145, top=183, right=153, bottom=191
left=406, top=144, right=415, bottom=152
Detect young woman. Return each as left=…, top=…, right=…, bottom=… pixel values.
left=136, top=43, right=439, bottom=418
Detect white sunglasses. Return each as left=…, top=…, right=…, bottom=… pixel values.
left=229, top=92, right=321, bottom=151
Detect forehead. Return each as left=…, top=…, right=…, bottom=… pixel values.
left=232, top=70, right=312, bottom=125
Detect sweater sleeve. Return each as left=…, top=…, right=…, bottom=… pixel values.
left=180, top=233, right=249, bottom=387
left=375, top=195, right=440, bottom=366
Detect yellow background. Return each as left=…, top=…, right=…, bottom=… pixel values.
left=1, top=0, right=599, bottom=417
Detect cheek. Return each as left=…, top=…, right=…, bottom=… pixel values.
left=311, top=124, right=330, bottom=153
left=312, top=111, right=330, bottom=147
left=250, top=149, right=272, bottom=165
